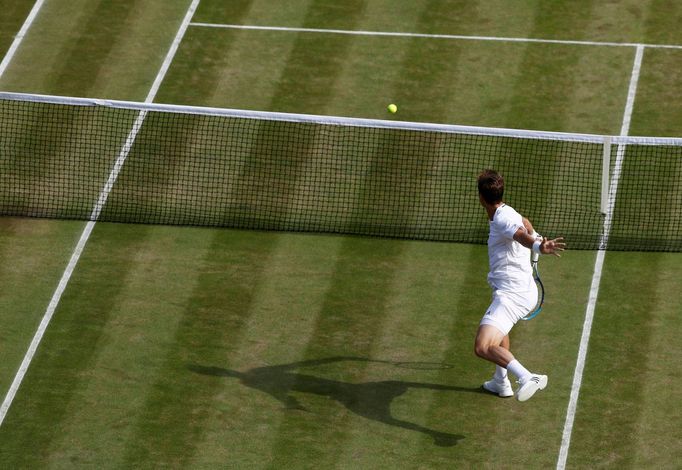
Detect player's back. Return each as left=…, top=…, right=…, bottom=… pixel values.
left=487, top=204, right=533, bottom=292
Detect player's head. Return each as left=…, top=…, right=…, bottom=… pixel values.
left=478, top=169, right=504, bottom=205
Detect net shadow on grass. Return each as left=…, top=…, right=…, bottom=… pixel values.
left=189, top=357, right=484, bottom=447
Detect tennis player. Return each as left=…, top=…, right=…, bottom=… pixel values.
left=475, top=169, right=565, bottom=401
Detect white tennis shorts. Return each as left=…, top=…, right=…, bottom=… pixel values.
left=480, top=287, right=538, bottom=336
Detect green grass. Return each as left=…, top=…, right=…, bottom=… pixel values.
left=630, top=48, right=682, bottom=137
left=1, top=1, right=682, bottom=468
left=194, top=0, right=682, bottom=45
left=568, top=252, right=682, bottom=468
left=0, top=0, right=194, bottom=101
left=0, top=218, right=83, bottom=395
left=161, top=26, right=635, bottom=134
left=0, top=1, right=34, bottom=60
left=609, top=143, right=682, bottom=251
left=0, top=226, right=594, bottom=468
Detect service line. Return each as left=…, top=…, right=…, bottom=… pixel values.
left=189, top=22, right=682, bottom=50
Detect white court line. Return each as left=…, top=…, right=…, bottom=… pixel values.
left=556, top=44, right=645, bottom=470
left=0, top=0, right=203, bottom=428
left=0, top=0, right=46, bottom=78
left=189, top=22, right=682, bottom=50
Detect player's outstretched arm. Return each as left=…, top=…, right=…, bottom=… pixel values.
left=513, top=227, right=566, bottom=257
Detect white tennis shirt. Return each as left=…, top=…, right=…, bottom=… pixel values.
left=487, top=204, right=534, bottom=292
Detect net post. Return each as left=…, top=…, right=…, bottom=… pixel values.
left=601, top=136, right=611, bottom=215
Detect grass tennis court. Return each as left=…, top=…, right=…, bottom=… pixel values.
left=1, top=1, right=681, bottom=468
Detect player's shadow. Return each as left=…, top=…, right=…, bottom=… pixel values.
left=189, top=356, right=483, bottom=447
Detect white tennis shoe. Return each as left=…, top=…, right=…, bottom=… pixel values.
left=482, top=378, right=514, bottom=398
left=516, top=374, right=548, bottom=402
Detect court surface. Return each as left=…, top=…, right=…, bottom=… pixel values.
left=0, top=1, right=681, bottom=468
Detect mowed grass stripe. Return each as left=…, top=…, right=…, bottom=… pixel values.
left=168, top=28, right=636, bottom=129
left=264, top=0, right=366, bottom=115
left=335, top=243, right=480, bottom=467
left=28, top=225, right=215, bottom=467
left=505, top=2, right=608, bottom=133
left=89, top=0, right=208, bottom=101
left=0, top=0, right=110, bottom=93
left=630, top=49, right=682, bottom=137
left=119, top=230, right=281, bottom=467
left=213, top=237, right=343, bottom=371
left=504, top=42, right=633, bottom=134
left=631, top=253, right=682, bottom=468
left=185, top=234, right=344, bottom=468
left=154, top=2, right=256, bottom=106
left=162, top=28, right=297, bottom=110
left=190, top=0, right=571, bottom=42
left=0, top=225, right=152, bottom=467
left=412, top=246, right=488, bottom=467
left=0, top=0, right=196, bottom=100
left=0, top=1, right=35, bottom=56
left=194, top=0, right=316, bottom=27
left=264, top=4, right=402, bottom=463
left=374, top=0, right=470, bottom=125
left=641, top=0, right=682, bottom=45
left=0, top=219, right=83, bottom=396
left=48, top=0, right=140, bottom=97
left=267, top=237, right=406, bottom=467
left=566, top=253, right=678, bottom=467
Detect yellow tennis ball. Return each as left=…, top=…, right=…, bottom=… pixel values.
left=387, top=103, right=397, bottom=113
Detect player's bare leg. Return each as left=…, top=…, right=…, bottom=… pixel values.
left=475, top=326, right=514, bottom=397
left=475, top=325, right=547, bottom=401
left=474, top=325, right=515, bottom=367
left=501, top=334, right=510, bottom=351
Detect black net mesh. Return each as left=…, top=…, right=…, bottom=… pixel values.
left=1, top=93, right=680, bottom=251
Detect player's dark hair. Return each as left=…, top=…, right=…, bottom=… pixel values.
left=478, top=169, right=504, bottom=204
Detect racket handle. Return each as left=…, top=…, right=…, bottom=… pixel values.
left=531, top=231, right=542, bottom=262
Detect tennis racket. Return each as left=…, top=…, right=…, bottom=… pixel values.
left=521, top=252, right=545, bottom=321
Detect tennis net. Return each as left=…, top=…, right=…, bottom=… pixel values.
left=1, top=91, right=681, bottom=251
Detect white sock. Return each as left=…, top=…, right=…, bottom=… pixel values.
left=493, top=365, right=508, bottom=381
left=507, top=359, right=532, bottom=383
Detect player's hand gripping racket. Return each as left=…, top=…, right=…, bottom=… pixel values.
left=522, top=242, right=545, bottom=321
